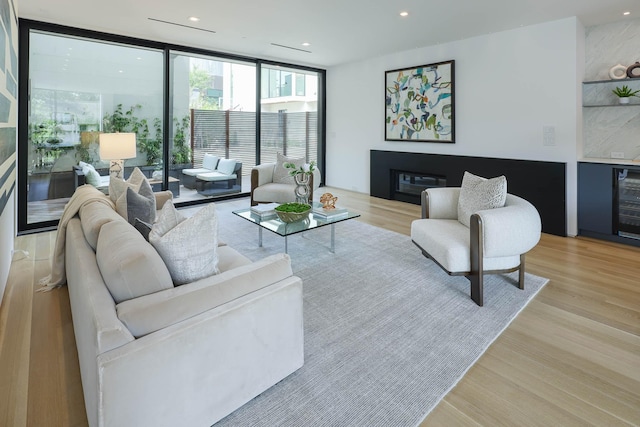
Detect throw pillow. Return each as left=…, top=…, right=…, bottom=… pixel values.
left=108, top=167, right=147, bottom=202
left=96, top=220, right=174, bottom=304
left=216, top=158, right=236, bottom=175
left=133, top=218, right=153, bottom=241
left=202, top=153, right=219, bottom=171
left=149, top=202, right=220, bottom=285
left=273, top=152, right=304, bottom=185
left=112, top=172, right=156, bottom=225
left=457, top=171, right=507, bottom=228
left=116, top=186, right=156, bottom=225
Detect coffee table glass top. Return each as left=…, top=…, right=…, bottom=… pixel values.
left=232, top=205, right=360, bottom=237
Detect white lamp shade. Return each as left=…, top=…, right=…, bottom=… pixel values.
left=99, top=133, right=137, bottom=160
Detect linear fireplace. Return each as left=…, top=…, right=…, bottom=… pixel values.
left=392, top=170, right=447, bottom=203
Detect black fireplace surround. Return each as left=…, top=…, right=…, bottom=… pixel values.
left=371, top=150, right=566, bottom=236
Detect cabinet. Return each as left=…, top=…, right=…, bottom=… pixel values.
left=578, top=161, right=640, bottom=247
left=578, top=162, right=613, bottom=235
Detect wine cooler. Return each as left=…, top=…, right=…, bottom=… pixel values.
left=614, top=168, right=640, bottom=240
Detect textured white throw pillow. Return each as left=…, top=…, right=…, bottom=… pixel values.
left=149, top=202, right=220, bottom=285
left=272, top=152, right=304, bottom=185
left=457, top=171, right=507, bottom=228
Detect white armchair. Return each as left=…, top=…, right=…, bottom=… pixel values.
left=250, top=162, right=321, bottom=206
left=411, top=187, right=541, bottom=306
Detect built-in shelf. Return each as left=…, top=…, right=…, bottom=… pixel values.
left=583, top=79, right=640, bottom=107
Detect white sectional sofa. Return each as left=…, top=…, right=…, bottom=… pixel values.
left=65, top=189, right=304, bottom=426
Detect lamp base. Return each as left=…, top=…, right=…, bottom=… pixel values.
left=109, top=159, right=124, bottom=180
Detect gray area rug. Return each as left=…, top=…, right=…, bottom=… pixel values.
left=184, top=200, right=549, bottom=427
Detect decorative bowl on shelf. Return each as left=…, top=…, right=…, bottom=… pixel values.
left=275, top=203, right=311, bottom=223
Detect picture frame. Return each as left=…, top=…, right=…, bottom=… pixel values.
left=385, top=60, right=455, bottom=143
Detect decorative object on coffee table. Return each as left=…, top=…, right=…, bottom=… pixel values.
left=320, top=192, right=338, bottom=209
left=285, top=161, right=316, bottom=204
left=275, top=202, right=312, bottom=223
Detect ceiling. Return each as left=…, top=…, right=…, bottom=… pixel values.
left=18, top=0, right=638, bottom=68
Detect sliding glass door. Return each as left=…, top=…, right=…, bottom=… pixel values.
left=260, top=65, right=323, bottom=169
left=169, top=52, right=256, bottom=201
left=24, top=30, right=163, bottom=228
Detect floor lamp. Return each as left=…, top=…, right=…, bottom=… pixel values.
left=99, top=133, right=137, bottom=179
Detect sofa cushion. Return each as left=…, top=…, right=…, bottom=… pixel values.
left=79, top=201, right=125, bottom=251
left=116, top=252, right=292, bottom=338
left=457, top=171, right=507, bottom=228
left=202, top=153, right=219, bottom=171
left=149, top=202, right=220, bottom=285
left=273, top=152, right=304, bottom=185
left=96, top=220, right=174, bottom=304
left=216, top=158, right=236, bottom=175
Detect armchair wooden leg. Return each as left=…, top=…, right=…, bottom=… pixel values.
left=470, top=214, right=484, bottom=307
left=470, top=272, right=483, bottom=307
left=518, top=253, right=526, bottom=290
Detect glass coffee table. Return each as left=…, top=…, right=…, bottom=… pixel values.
left=232, top=205, right=360, bottom=253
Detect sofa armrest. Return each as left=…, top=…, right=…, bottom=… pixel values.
left=476, top=195, right=541, bottom=258
left=116, top=253, right=296, bottom=338
left=154, top=190, right=173, bottom=210
left=423, top=188, right=460, bottom=219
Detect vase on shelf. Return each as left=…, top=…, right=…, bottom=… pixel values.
left=293, top=173, right=311, bottom=205
left=618, top=97, right=630, bottom=105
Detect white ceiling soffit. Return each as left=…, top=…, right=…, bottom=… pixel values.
left=18, top=0, right=638, bottom=68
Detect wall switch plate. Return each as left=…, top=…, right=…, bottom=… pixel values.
left=543, top=126, right=555, bottom=146
left=610, top=151, right=625, bottom=159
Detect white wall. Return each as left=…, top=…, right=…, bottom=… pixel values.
left=327, top=17, right=582, bottom=235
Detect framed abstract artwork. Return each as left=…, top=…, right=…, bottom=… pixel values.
left=385, top=60, right=455, bottom=143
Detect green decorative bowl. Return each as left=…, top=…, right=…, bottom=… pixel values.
left=275, top=203, right=312, bottom=223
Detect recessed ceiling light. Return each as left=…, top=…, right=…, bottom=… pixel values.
left=400, top=11, right=409, bottom=17
left=189, top=16, right=200, bottom=22
left=623, top=11, right=631, bottom=16
left=302, top=42, right=311, bottom=47
left=118, top=70, right=124, bottom=73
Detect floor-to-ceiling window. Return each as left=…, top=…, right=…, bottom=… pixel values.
left=18, top=20, right=325, bottom=233
left=260, top=66, right=322, bottom=167
left=22, top=30, right=164, bottom=229
left=170, top=52, right=256, bottom=200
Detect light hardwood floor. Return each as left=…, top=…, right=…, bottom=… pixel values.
left=1, top=188, right=639, bottom=426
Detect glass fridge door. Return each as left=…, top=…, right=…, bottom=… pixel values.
left=615, top=168, right=640, bottom=239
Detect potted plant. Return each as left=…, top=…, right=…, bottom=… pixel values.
left=612, top=85, right=640, bottom=104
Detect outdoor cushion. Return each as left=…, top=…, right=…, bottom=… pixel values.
left=196, top=171, right=237, bottom=182
left=216, top=159, right=237, bottom=175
